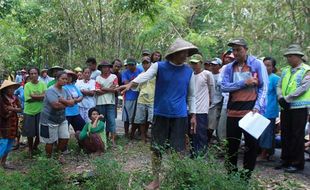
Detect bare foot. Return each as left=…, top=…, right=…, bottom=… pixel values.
left=305, top=141, right=310, bottom=149
left=144, top=179, right=160, bottom=190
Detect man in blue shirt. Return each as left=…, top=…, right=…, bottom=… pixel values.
left=221, top=38, right=268, bottom=180
left=121, top=58, right=143, bottom=138
left=119, top=38, right=197, bottom=190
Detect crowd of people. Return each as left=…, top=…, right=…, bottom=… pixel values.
left=0, top=37, right=309, bottom=190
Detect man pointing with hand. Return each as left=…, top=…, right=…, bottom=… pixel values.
left=118, top=38, right=197, bottom=190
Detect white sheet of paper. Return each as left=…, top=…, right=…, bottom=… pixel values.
left=238, top=111, right=270, bottom=139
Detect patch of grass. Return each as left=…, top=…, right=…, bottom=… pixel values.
left=67, top=137, right=81, bottom=154
left=0, top=157, right=77, bottom=190
left=83, top=153, right=130, bottom=189
left=128, top=168, right=153, bottom=189
left=0, top=169, right=31, bottom=190
left=161, top=153, right=261, bottom=190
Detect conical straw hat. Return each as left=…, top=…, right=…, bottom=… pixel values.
left=0, top=80, right=20, bottom=91
left=165, top=38, right=198, bottom=59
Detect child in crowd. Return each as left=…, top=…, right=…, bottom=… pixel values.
left=189, top=54, right=215, bottom=156
left=133, top=56, right=155, bottom=143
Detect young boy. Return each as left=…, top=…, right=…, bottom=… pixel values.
left=121, top=58, right=143, bottom=138
left=133, top=56, right=155, bottom=143
left=189, top=54, right=215, bottom=156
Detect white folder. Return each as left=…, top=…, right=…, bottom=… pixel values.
left=238, top=111, right=270, bottom=139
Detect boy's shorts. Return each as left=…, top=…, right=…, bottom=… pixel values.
left=122, top=100, right=137, bottom=123
left=134, top=103, right=153, bottom=124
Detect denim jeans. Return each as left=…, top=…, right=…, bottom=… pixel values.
left=96, top=104, right=116, bottom=133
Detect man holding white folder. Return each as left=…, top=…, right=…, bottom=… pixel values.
left=221, top=38, right=268, bottom=180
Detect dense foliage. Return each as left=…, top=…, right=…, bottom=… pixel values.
left=0, top=0, right=309, bottom=72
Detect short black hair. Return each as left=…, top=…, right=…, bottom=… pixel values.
left=150, top=51, right=162, bottom=62
left=28, top=67, right=40, bottom=74
left=55, top=70, right=67, bottom=80
left=88, top=107, right=99, bottom=118
left=82, top=67, right=90, bottom=72
left=111, top=58, right=122, bottom=65
left=86, top=57, right=97, bottom=65
left=263, top=56, right=277, bottom=73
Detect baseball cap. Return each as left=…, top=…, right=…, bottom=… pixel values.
left=141, top=56, right=151, bottom=63
left=142, top=49, right=151, bottom=56
left=227, top=38, right=248, bottom=47
left=126, top=58, right=137, bottom=65
left=189, top=54, right=203, bottom=63
left=211, top=58, right=222, bottom=65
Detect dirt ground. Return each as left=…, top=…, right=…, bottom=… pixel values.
left=6, top=110, right=310, bottom=190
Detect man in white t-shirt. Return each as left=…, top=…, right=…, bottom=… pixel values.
left=189, top=54, right=215, bottom=156
left=95, top=61, right=118, bottom=146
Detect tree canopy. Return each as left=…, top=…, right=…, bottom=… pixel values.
left=0, top=0, right=309, bottom=71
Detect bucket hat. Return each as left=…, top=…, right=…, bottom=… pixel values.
left=165, top=38, right=198, bottom=59
left=47, top=66, right=64, bottom=76
left=0, top=80, right=20, bottom=91
left=64, top=69, right=78, bottom=82
left=98, top=61, right=113, bottom=70
left=283, top=44, right=304, bottom=57
left=74, top=67, right=82, bottom=72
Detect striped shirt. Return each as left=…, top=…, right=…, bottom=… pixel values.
left=221, top=55, right=268, bottom=117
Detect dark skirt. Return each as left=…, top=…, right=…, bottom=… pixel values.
left=259, top=118, right=276, bottom=149
left=22, top=113, right=40, bottom=137
left=75, top=132, right=104, bottom=154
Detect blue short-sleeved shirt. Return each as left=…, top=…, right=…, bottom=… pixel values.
left=64, top=84, right=83, bottom=116
left=122, top=68, right=143, bottom=100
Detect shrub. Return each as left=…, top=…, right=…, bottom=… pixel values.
left=0, top=169, right=31, bottom=190
left=27, top=157, right=74, bottom=190
left=160, top=153, right=262, bottom=190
